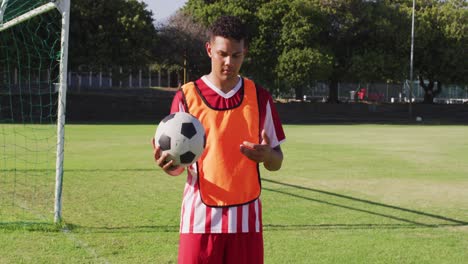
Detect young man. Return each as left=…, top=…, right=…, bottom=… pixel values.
left=153, top=15, right=285, bottom=264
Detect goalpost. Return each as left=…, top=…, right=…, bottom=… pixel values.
left=0, top=0, right=70, bottom=224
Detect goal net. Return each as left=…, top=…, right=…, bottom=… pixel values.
left=0, top=0, right=69, bottom=224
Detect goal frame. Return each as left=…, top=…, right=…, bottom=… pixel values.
left=0, top=0, right=70, bottom=223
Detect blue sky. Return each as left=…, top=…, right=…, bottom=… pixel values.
left=140, top=0, right=188, bottom=23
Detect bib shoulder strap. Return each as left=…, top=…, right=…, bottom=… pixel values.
left=180, top=82, right=197, bottom=112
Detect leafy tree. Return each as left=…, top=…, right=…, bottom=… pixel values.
left=410, top=0, right=467, bottom=103
left=314, top=0, right=409, bottom=102
left=246, top=0, right=289, bottom=90
left=185, top=0, right=409, bottom=99
left=157, top=10, right=210, bottom=82
left=69, top=0, right=158, bottom=71
left=277, top=48, right=332, bottom=99
left=275, top=1, right=332, bottom=99
left=183, top=0, right=466, bottom=103
left=185, top=0, right=264, bottom=26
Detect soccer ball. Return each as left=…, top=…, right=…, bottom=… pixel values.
left=154, top=112, right=206, bottom=167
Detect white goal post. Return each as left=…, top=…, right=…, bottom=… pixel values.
left=0, top=0, right=70, bottom=223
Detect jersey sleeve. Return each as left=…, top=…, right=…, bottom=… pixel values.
left=170, top=90, right=187, bottom=114
left=257, top=86, right=286, bottom=148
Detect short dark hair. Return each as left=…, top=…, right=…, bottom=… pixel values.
left=208, top=16, right=248, bottom=43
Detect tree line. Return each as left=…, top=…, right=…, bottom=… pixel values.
left=68, top=0, right=467, bottom=103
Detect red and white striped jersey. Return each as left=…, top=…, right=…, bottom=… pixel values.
left=170, top=76, right=286, bottom=234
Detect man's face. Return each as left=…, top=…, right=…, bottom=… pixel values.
left=206, top=36, right=246, bottom=83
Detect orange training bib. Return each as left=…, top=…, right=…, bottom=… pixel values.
left=182, top=78, right=261, bottom=207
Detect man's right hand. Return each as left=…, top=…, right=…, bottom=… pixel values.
left=152, top=138, right=185, bottom=176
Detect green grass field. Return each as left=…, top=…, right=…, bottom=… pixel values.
left=1, top=124, right=468, bottom=263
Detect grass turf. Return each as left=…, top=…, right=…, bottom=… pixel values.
left=1, top=124, right=467, bottom=263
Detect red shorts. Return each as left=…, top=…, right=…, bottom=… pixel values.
left=178, top=233, right=263, bottom=264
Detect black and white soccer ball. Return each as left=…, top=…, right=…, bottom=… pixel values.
left=155, top=112, right=206, bottom=167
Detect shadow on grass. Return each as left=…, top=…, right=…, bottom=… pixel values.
left=263, top=178, right=468, bottom=229
left=263, top=223, right=465, bottom=231
left=0, top=221, right=63, bottom=232
left=62, top=224, right=180, bottom=233
left=0, top=222, right=179, bottom=233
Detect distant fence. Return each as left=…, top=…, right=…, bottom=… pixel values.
left=4, top=88, right=468, bottom=124
left=302, top=82, right=404, bottom=103
left=297, top=81, right=468, bottom=104
left=62, top=67, right=467, bottom=104
left=67, top=66, right=184, bottom=91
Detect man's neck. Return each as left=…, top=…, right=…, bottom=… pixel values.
left=206, top=73, right=239, bottom=93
